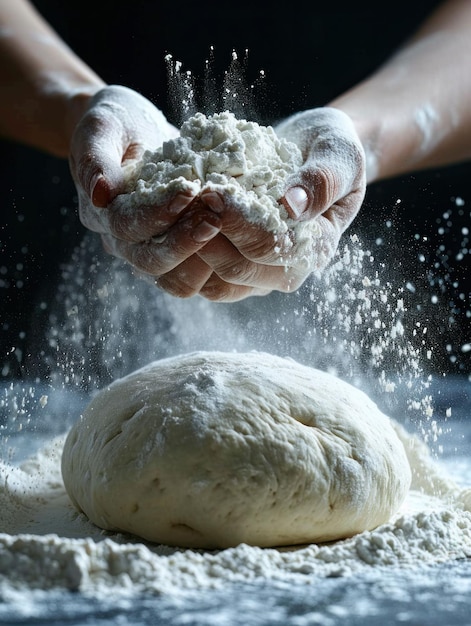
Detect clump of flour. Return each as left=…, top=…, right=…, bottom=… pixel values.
left=118, top=110, right=309, bottom=237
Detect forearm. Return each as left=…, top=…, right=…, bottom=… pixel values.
left=0, top=0, right=105, bottom=157
left=329, top=0, right=471, bottom=183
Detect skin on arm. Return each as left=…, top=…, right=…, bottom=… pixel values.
left=0, top=0, right=104, bottom=157
left=329, top=0, right=471, bottom=184
left=0, top=0, right=222, bottom=297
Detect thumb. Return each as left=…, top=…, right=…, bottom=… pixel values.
left=69, top=109, right=128, bottom=209
left=282, top=141, right=365, bottom=222
left=280, top=186, right=309, bottom=219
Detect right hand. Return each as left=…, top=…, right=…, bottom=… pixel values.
left=69, top=85, right=223, bottom=286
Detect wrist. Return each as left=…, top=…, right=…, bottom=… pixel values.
left=0, top=75, right=105, bottom=159
left=328, top=106, right=383, bottom=184
left=62, top=83, right=105, bottom=155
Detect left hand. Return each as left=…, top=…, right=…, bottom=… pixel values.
left=275, top=107, right=367, bottom=257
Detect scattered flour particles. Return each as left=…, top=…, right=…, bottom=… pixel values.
left=61, top=351, right=411, bottom=549
left=115, top=110, right=321, bottom=270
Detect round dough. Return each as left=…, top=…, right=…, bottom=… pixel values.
left=61, top=351, right=411, bottom=549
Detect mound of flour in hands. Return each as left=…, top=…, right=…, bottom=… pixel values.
left=61, top=351, right=411, bottom=549
left=118, top=111, right=321, bottom=263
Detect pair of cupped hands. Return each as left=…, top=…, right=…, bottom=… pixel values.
left=69, top=86, right=366, bottom=302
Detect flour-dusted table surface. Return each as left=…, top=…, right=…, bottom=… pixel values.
left=1, top=375, right=470, bottom=626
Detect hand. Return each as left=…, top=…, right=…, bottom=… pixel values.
left=185, top=189, right=316, bottom=301
left=160, top=108, right=366, bottom=303
left=69, top=85, right=222, bottom=281
left=276, top=106, right=366, bottom=257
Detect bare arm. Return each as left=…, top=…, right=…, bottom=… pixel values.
left=329, top=0, right=471, bottom=182
left=0, top=0, right=224, bottom=301
left=0, top=0, right=104, bottom=157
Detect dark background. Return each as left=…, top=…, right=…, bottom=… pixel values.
left=1, top=0, right=469, bottom=381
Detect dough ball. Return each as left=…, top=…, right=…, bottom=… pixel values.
left=61, top=351, right=411, bottom=549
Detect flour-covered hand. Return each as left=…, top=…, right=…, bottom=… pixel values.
left=85, top=107, right=365, bottom=302
left=147, top=188, right=309, bottom=302
left=103, top=198, right=222, bottom=297
left=184, top=109, right=366, bottom=302
left=276, top=106, right=366, bottom=255
left=69, top=85, right=217, bottom=277
left=185, top=189, right=317, bottom=302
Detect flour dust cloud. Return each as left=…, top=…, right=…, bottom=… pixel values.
left=165, top=49, right=267, bottom=126
left=1, top=52, right=470, bottom=606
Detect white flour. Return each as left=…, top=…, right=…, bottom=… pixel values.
left=114, top=111, right=323, bottom=269
left=121, top=110, right=302, bottom=232
left=1, top=424, right=471, bottom=597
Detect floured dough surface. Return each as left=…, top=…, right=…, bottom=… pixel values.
left=61, top=351, right=411, bottom=549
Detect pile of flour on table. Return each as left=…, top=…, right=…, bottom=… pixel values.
left=2, top=422, right=471, bottom=596
left=116, top=110, right=320, bottom=265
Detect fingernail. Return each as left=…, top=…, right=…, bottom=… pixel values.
left=169, top=193, right=195, bottom=214
left=202, top=191, right=224, bottom=213
left=91, top=173, right=109, bottom=208
left=90, top=171, right=101, bottom=193
left=283, top=186, right=308, bottom=219
left=193, top=220, right=220, bottom=243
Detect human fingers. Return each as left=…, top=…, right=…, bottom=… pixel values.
left=200, top=273, right=272, bottom=302
left=201, top=189, right=348, bottom=280
left=70, top=85, right=179, bottom=234
left=101, top=207, right=222, bottom=277
left=196, top=232, right=307, bottom=292
left=276, top=107, right=366, bottom=224
left=201, top=190, right=296, bottom=266
left=280, top=140, right=365, bottom=226
left=104, top=190, right=199, bottom=243
left=154, top=254, right=213, bottom=298
left=69, top=98, right=129, bottom=211
left=154, top=250, right=270, bottom=301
